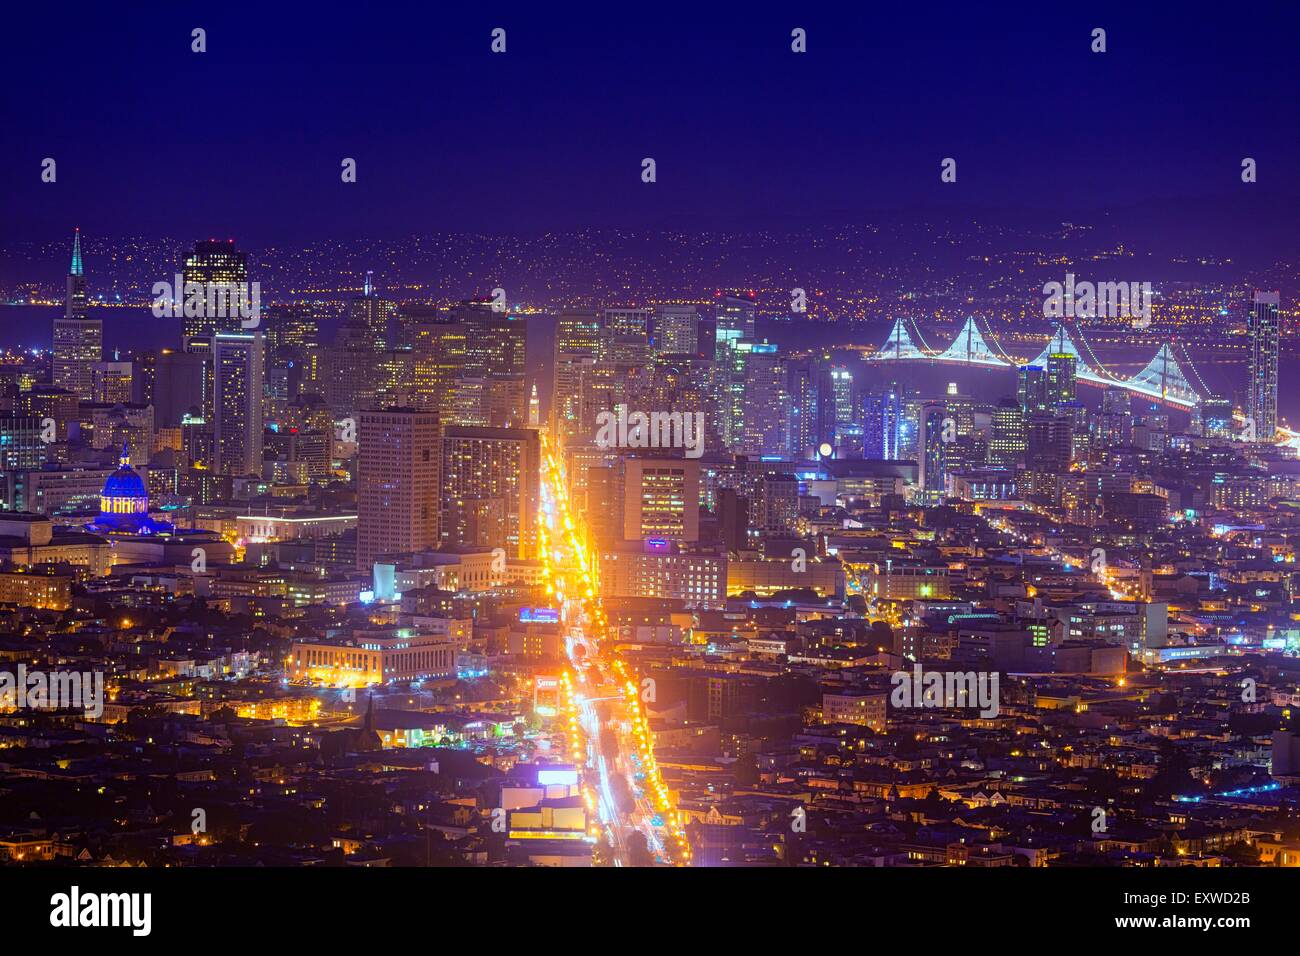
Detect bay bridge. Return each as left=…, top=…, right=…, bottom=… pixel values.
left=867, top=315, right=1212, bottom=410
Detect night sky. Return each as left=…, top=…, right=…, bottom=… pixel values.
left=3, top=2, right=1299, bottom=244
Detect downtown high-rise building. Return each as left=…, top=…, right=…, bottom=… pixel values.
left=356, top=408, right=441, bottom=570
left=1045, top=352, right=1078, bottom=408
left=327, top=321, right=379, bottom=416
left=1096, top=387, right=1133, bottom=448
left=739, top=341, right=789, bottom=458
left=919, top=402, right=948, bottom=501
left=410, top=321, right=466, bottom=418
left=652, top=305, right=700, bottom=356
left=557, top=308, right=602, bottom=357
left=623, top=457, right=700, bottom=543
left=1026, top=411, right=1073, bottom=473
left=348, top=272, right=398, bottom=351
left=1247, top=291, right=1280, bottom=440
left=440, top=425, right=540, bottom=559
left=865, top=383, right=909, bottom=460
left=604, top=307, right=651, bottom=342
left=988, top=398, right=1026, bottom=467
left=1017, top=364, right=1049, bottom=414
left=181, top=240, right=250, bottom=342
left=52, top=229, right=103, bottom=403
left=786, top=357, right=818, bottom=459
left=211, top=332, right=264, bottom=475
left=714, top=291, right=757, bottom=348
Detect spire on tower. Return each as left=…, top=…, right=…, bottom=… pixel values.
left=70, top=228, right=83, bottom=277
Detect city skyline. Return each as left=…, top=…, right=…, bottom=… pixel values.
left=1, top=5, right=1298, bottom=935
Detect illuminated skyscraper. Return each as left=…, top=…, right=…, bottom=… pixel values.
left=786, top=358, right=818, bottom=459
left=52, top=229, right=102, bottom=402
left=865, top=383, right=908, bottom=460
left=211, top=332, right=264, bottom=475
left=327, top=322, right=379, bottom=416
left=919, top=403, right=948, bottom=501
left=410, top=321, right=466, bottom=418
left=652, top=305, right=699, bottom=356
left=557, top=308, right=602, bottom=358
left=714, top=291, right=757, bottom=347
left=357, top=407, right=440, bottom=570
left=1247, top=291, right=1280, bottom=440
left=1096, top=387, right=1133, bottom=448
left=988, top=399, right=1025, bottom=467
left=1017, top=364, right=1049, bottom=414
left=348, top=271, right=398, bottom=351
left=1045, top=353, right=1077, bottom=408
left=604, top=307, right=651, bottom=342
left=440, top=426, right=540, bottom=558
left=623, top=457, right=700, bottom=543
left=740, top=341, right=788, bottom=458
left=181, top=240, right=250, bottom=342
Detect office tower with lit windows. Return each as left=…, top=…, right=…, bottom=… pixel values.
left=440, top=425, right=540, bottom=558
left=815, top=364, right=854, bottom=449
left=714, top=291, right=757, bottom=347
left=211, top=332, right=264, bottom=476
left=919, top=403, right=948, bottom=502
left=623, top=457, right=700, bottom=543
left=865, top=383, right=908, bottom=460
left=409, top=321, right=466, bottom=418
left=760, top=473, right=799, bottom=534
left=1045, top=352, right=1078, bottom=408
left=604, top=307, right=651, bottom=342
left=374, top=348, right=415, bottom=406
left=92, top=361, right=133, bottom=405
left=451, top=307, right=527, bottom=426
left=181, top=239, right=250, bottom=342
left=1197, top=394, right=1234, bottom=439
left=988, top=399, right=1026, bottom=467
left=1096, top=387, right=1133, bottom=448
left=554, top=352, right=593, bottom=443
left=1026, top=411, right=1073, bottom=473
left=646, top=354, right=719, bottom=455
left=652, top=305, right=699, bottom=356
left=1247, top=291, right=1280, bottom=440
left=0, top=414, right=48, bottom=472
left=52, top=229, right=103, bottom=403
left=740, top=342, right=789, bottom=458
left=458, top=303, right=526, bottom=379
left=356, top=408, right=440, bottom=570
left=557, top=308, right=602, bottom=357
left=786, top=358, right=818, bottom=459
left=1017, top=364, right=1049, bottom=414
left=348, top=271, right=398, bottom=350
left=327, top=321, right=379, bottom=416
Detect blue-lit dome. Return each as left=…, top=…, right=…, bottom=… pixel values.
left=101, top=466, right=148, bottom=503
left=91, top=444, right=172, bottom=535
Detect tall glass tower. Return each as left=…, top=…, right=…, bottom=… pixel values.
left=1247, top=291, right=1279, bottom=440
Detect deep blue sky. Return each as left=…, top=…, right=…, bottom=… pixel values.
left=4, top=2, right=1299, bottom=243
